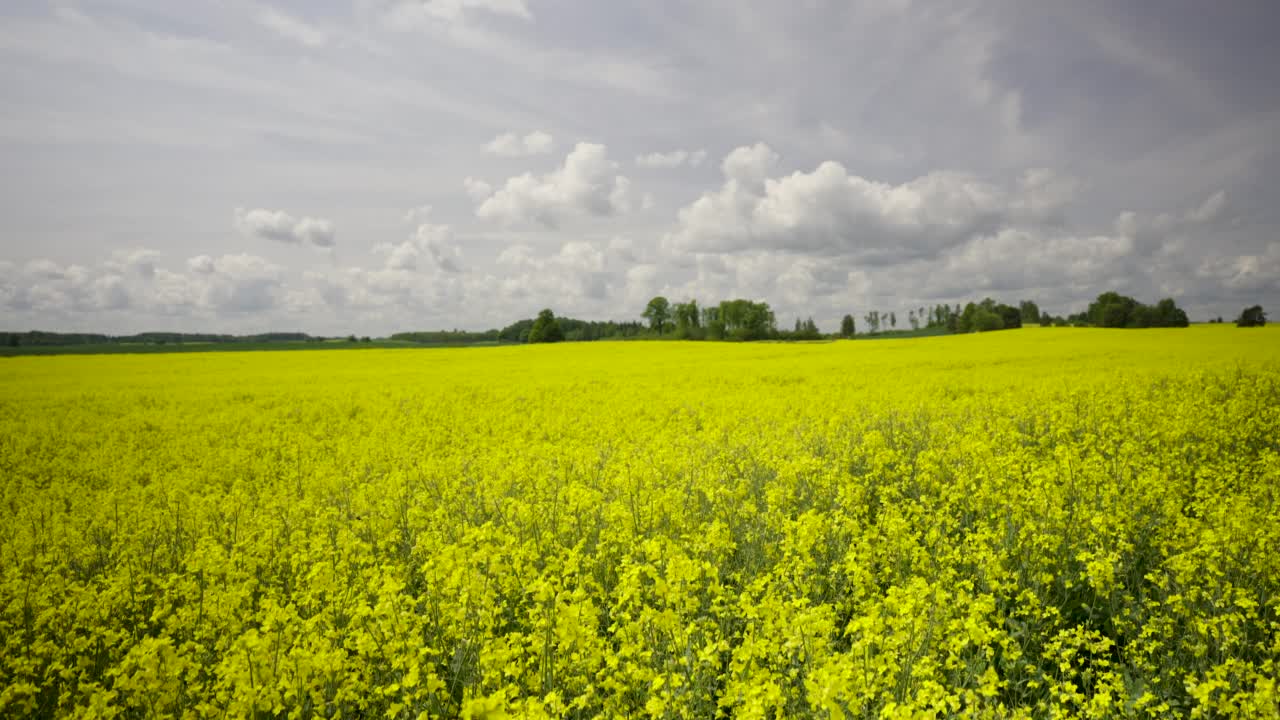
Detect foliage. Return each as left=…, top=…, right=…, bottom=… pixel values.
left=713, top=299, right=776, bottom=341
left=4, top=328, right=1279, bottom=718
left=643, top=297, right=672, bottom=335
left=783, top=317, right=822, bottom=341
left=1087, top=292, right=1190, bottom=328
left=673, top=301, right=701, bottom=335
left=1237, top=305, right=1267, bottom=328
left=527, top=308, right=564, bottom=343
left=392, top=329, right=502, bottom=344
left=0, top=340, right=420, bottom=357
left=840, top=315, right=856, bottom=338
left=498, top=317, right=644, bottom=343
left=1020, top=300, right=1041, bottom=325
left=0, top=331, right=328, bottom=348
left=957, top=299, right=1020, bottom=333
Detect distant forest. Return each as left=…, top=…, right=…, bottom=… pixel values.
left=396, top=291, right=1234, bottom=345
left=1, top=331, right=325, bottom=348
left=3, top=293, right=1266, bottom=350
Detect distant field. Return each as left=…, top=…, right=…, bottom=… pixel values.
left=2, top=326, right=1278, bottom=718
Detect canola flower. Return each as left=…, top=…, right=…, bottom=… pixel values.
left=1, top=325, right=1278, bottom=718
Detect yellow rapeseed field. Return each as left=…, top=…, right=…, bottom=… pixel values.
left=2, top=325, right=1279, bottom=718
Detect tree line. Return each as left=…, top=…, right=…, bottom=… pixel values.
left=1, top=331, right=321, bottom=348
left=5, top=297, right=1265, bottom=349
left=510, top=293, right=1267, bottom=344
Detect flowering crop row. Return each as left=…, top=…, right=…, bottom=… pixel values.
left=1, top=326, right=1278, bottom=718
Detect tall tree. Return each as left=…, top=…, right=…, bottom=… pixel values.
left=702, top=305, right=724, bottom=339
left=1088, top=292, right=1139, bottom=328
left=1154, top=298, right=1190, bottom=327
left=995, top=303, right=1022, bottom=329
left=798, top=317, right=819, bottom=339
left=643, top=296, right=672, bottom=334
left=673, top=300, right=701, bottom=336
left=841, top=314, right=856, bottom=337
left=527, top=308, right=564, bottom=343
left=1236, top=305, right=1267, bottom=327
left=717, top=299, right=775, bottom=340
left=1019, top=300, right=1041, bottom=325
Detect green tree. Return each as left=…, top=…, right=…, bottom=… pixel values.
left=1088, top=291, right=1139, bottom=328
left=673, top=300, right=701, bottom=337
left=995, top=303, right=1022, bottom=329
left=946, top=305, right=960, bottom=333
left=1237, top=305, right=1267, bottom=327
left=1153, top=298, right=1189, bottom=327
left=972, top=308, right=1005, bottom=332
left=527, top=308, right=564, bottom=343
left=1019, top=300, right=1041, bottom=325
left=702, top=305, right=725, bottom=340
left=840, top=314, right=856, bottom=337
left=643, top=296, right=671, bottom=335
left=718, top=299, right=776, bottom=340
left=790, top=317, right=819, bottom=340
left=957, top=303, right=976, bottom=333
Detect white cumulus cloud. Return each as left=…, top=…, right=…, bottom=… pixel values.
left=665, top=143, right=1023, bottom=263
left=374, top=209, right=464, bottom=273
left=474, top=142, right=631, bottom=227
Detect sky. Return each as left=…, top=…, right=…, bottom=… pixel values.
left=1, top=0, right=1278, bottom=335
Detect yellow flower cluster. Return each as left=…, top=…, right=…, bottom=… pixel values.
left=2, top=325, right=1278, bottom=718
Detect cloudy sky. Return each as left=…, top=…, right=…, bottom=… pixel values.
left=2, top=0, right=1278, bottom=334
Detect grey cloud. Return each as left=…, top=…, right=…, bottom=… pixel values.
left=382, top=0, right=534, bottom=27
left=935, top=229, right=1136, bottom=297
left=636, top=149, right=707, bottom=169
left=234, top=208, right=336, bottom=248
left=483, top=131, right=554, bottom=157
left=493, top=239, right=620, bottom=304
left=1113, top=190, right=1232, bottom=254
left=92, top=275, right=132, bottom=310
left=191, top=254, right=285, bottom=313
left=1197, top=244, right=1280, bottom=293
left=106, top=248, right=160, bottom=279
left=255, top=7, right=328, bottom=49
left=187, top=255, right=217, bottom=275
